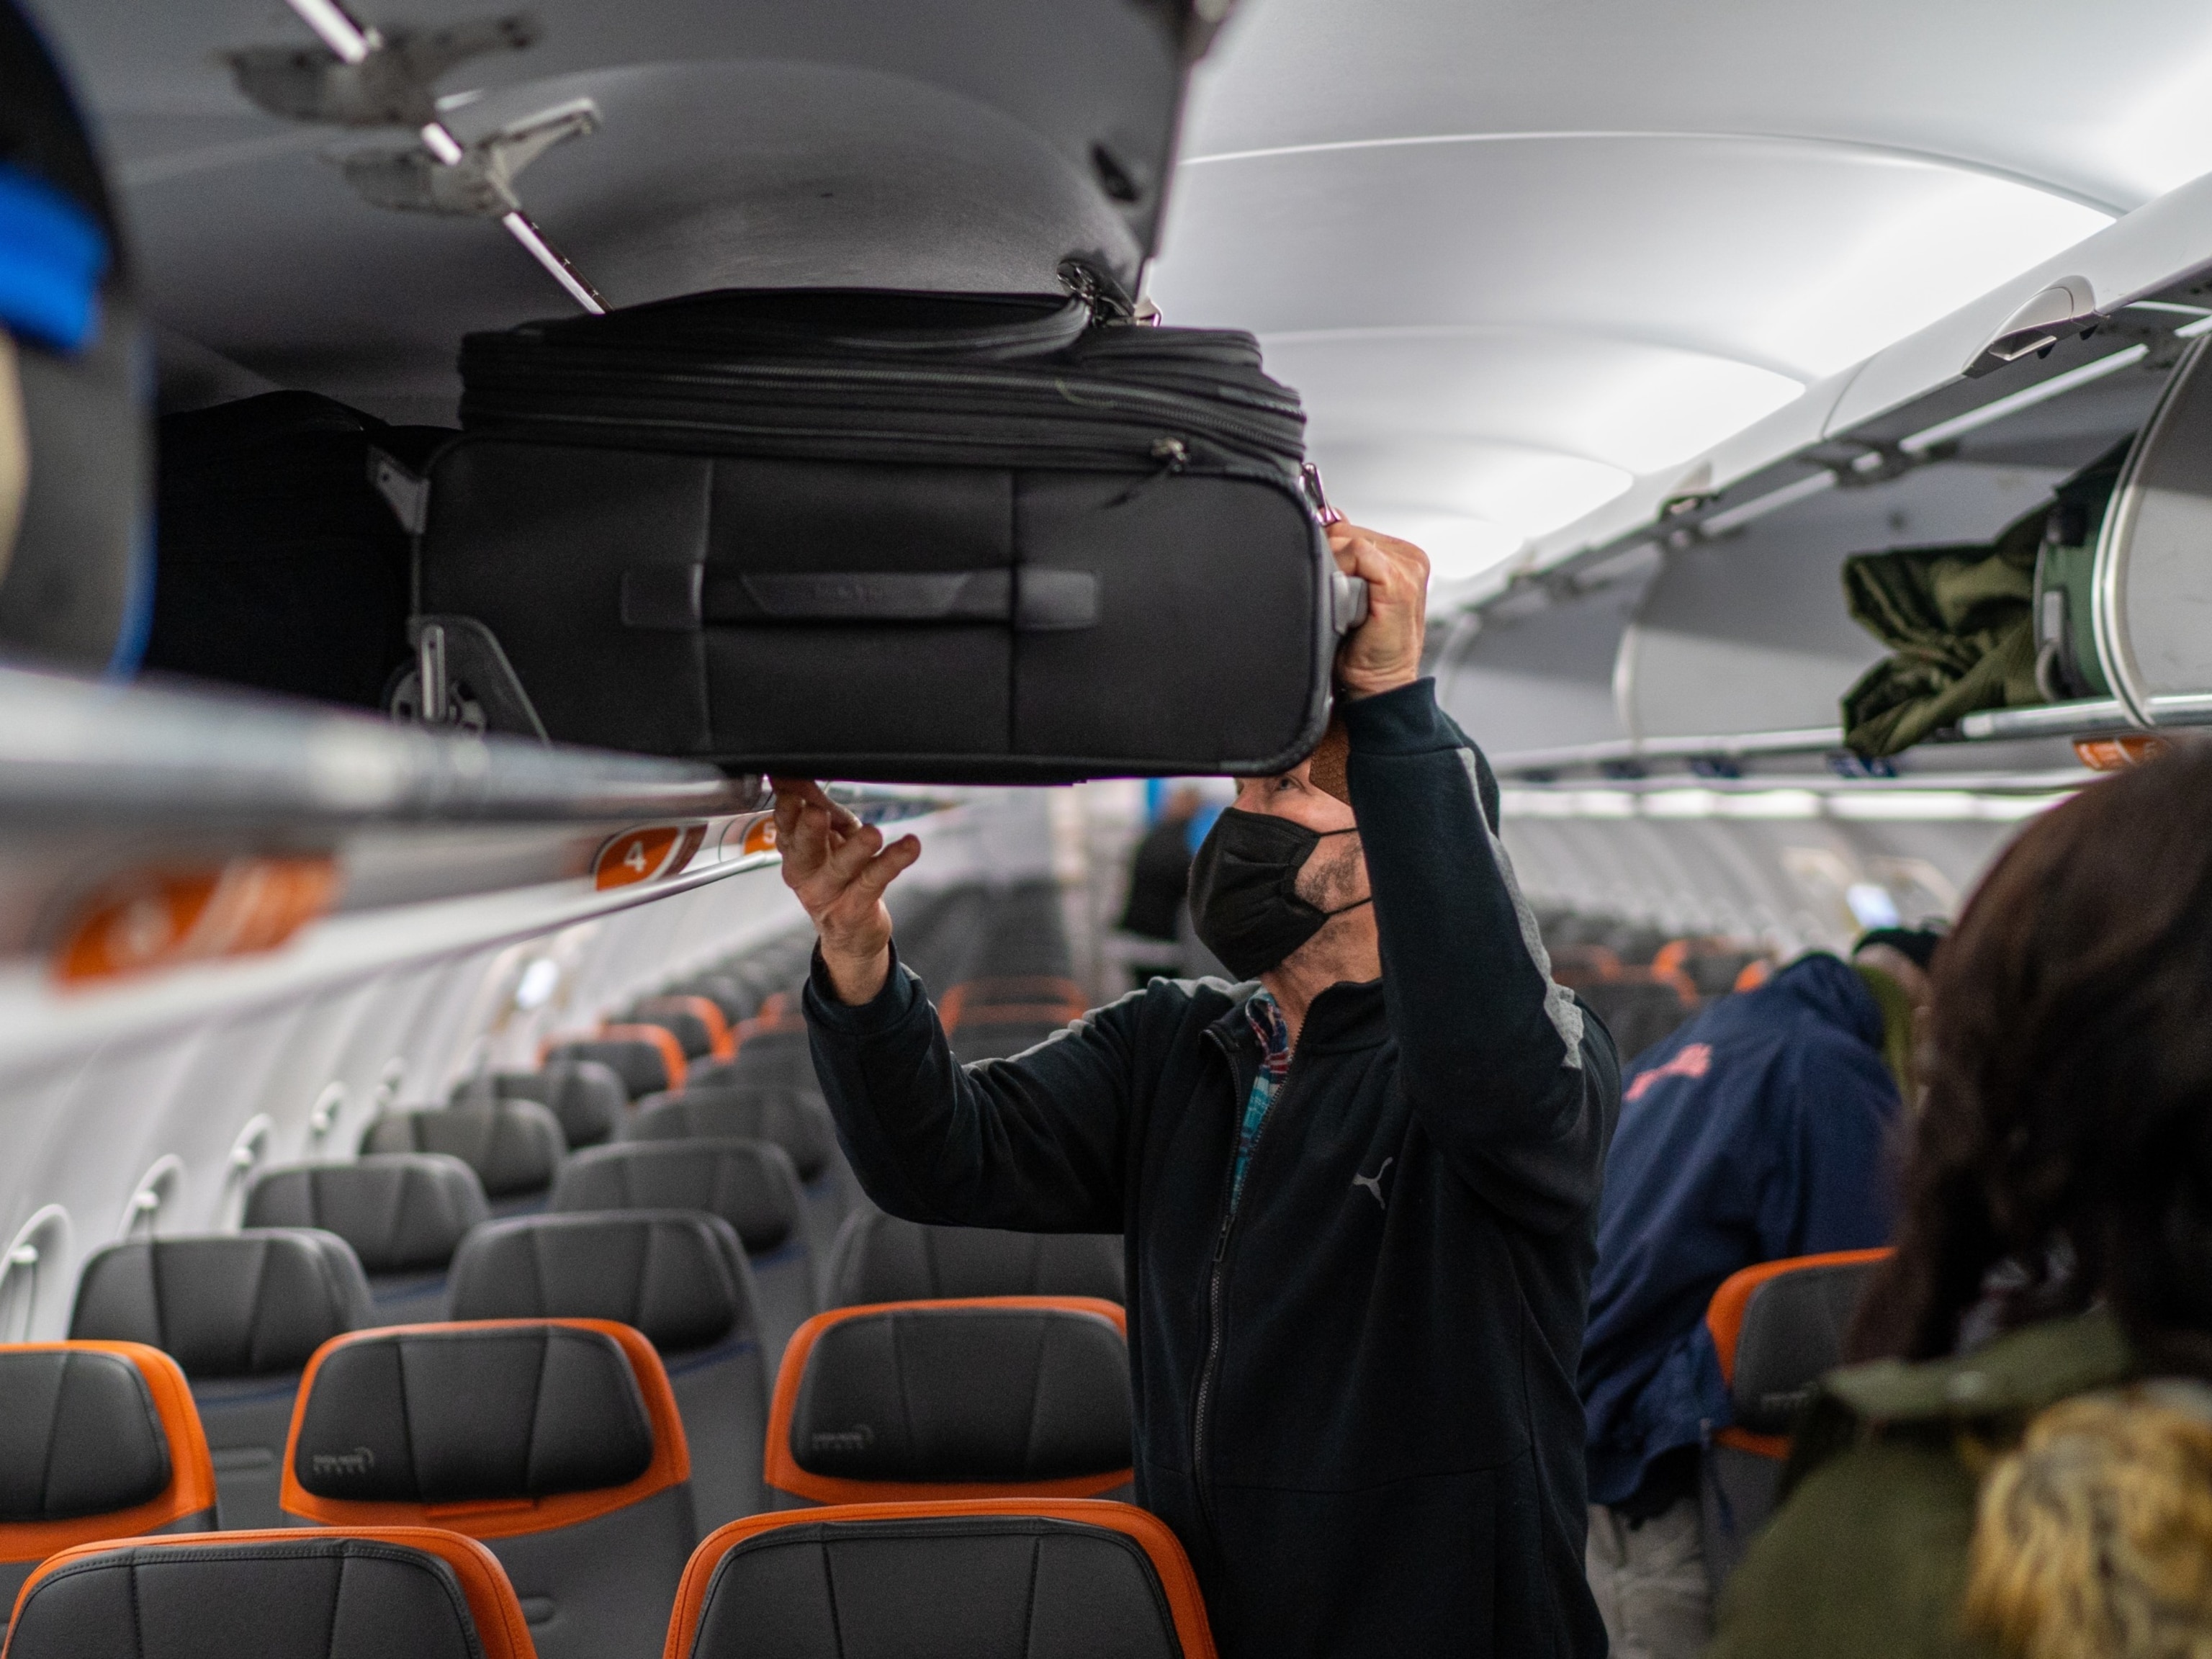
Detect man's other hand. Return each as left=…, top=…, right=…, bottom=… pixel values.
left=1328, top=523, right=1429, bottom=700
left=770, top=778, right=921, bottom=1005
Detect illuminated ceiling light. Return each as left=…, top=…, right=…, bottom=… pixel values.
left=1374, top=513, right=1527, bottom=586
left=1744, top=175, right=2110, bottom=379
left=2105, top=48, right=2212, bottom=197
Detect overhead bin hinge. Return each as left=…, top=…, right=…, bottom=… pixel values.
left=225, top=12, right=540, bottom=129
left=1966, top=276, right=2100, bottom=377
left=225, top=0, right=606, bottom=313
left=337, top=96, right=600, bottom=219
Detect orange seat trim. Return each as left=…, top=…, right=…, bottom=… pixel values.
left=938, top=979, right=1087, bottom=1033
left=1712, top=1426, right=1792, bottom=1462
left=595, top=1024, right=688, bottom=1092
left=1704, top=1248, right=1893, bottom=1389
left=6, top=1527, right=536, bottom=1659
left=0, top=1342, right=216, bottom=1568
left=636, top=997, right=737, bottom=1062
left=733, top=993, right=804, bottom=1044
left=765, top=1297, right=1132, bottom=1505
left=279, top=1319, right=689, bottom=1539
left=663, top=1499, right=1215, bottom=1659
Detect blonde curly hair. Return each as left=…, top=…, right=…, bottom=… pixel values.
left=1966, top=1385, right=2212, bottom=1659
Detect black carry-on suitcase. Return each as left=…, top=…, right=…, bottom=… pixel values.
left=412, top=288, right=1355, bottom=782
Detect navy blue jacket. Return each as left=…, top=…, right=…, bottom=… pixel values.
left=1578, top=953, right=1902, bottom=1509
left=805, top=679, right=1620, bottom=1659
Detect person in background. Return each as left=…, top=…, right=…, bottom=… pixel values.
left=1578, top=925, right=1942, bottom=1659
left=1709, top=745, right=2212, bottom=1658
left=1118, top=783, right=1202, bottom=988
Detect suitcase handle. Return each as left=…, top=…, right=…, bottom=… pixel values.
left=1330, top=570, right=1370, bottom=635
left=623, top=567, right=1100, bottom=632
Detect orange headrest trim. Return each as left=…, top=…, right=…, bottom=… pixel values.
left=595, top=1024, right=688, bottom=1092
left=6, top=1527, right=536, bottom=1659
left=0, top=1342, right=215, bottom=1568
left=765, top=1297, right=1130, bottom=1506
left=638, top=997, right=736, bottom=1061
left=1704, top=1249, right=1893, bottom=1389
left=663, top=1499, right=1215, bottom=1659
left=279, top=1319, right=688, bottom=1539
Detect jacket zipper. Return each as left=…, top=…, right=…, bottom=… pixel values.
left=1191, top=1025, right=1303, bottom=1524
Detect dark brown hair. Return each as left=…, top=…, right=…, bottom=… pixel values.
left=1850, top=745, right=2212, bottom=1371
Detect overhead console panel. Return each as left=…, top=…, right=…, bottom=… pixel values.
left=37, top=0, right=1227, bottom=418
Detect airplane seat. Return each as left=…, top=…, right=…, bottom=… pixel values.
left=1572, top=977, right=1699, bottom=1068
left=542, top=1033, right=683, bottom=1100
left=359, top=1100, right=565, bottom=1217
left=68, top=1231, right=373, bottom=1529
left=549, top=1141, right=817, bottom=1363
left=452, top=1060, right=626, bottom=1151
left=243, top=1155, right=490, bottom=1323
left=280, top=1319, right=693, bottom=1659
left=667, top=1501, right=1213, bottom=1659
left=630, top=996, right=736, bottom=1062
left=620, top=1084, right=853, bottom=1247
left=665, top=976, right=755, bottom=1029
left=824, top=1211, right=1124, bottom=1308
left=446, top=1213, right=770, bottom=1534
left=0, top=1341, right=217, bottom=1606
left=765, top=1298, right=1132, bottom=1509
left=1699, top=1248, right=1893, bottom=1588
left=6, top=1529, right=537, bottom=1659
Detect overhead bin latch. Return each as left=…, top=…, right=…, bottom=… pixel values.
left=1965, top=276, right=2099, bottom=377
left=225, top=12, right=539, bottom=129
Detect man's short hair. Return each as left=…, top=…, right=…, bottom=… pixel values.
left=1307, top=714, right=1350, bottom=805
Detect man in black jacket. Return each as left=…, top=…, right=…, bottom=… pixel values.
left=774, top=521, right=1620, bottom=1659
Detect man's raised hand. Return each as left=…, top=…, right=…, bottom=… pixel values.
left=770, top=778, right=921, bottom=1005
left=1328, top=523, right=1429, bottom=700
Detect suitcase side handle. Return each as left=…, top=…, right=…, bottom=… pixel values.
left=621, top=567, right=1100, bottom=633
left=1329, top=570, right=1370, bottom=636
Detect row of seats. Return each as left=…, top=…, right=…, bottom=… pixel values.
left=59, top=1200, right=1122, bottom=1532
left=2, top=1295, right=1158, bottom=1658
left=5, top=1508, right=1210, bottom=1659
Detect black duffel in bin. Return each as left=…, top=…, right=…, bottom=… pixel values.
left=408, top=288, right=1357, bottom=782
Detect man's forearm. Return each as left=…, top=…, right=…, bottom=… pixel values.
left=822, top=940, right=892, bottom=1005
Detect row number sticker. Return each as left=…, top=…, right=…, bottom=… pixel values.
left=594, top=823, right=708, bottom=891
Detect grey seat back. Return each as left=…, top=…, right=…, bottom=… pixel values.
left=284, top=1321, right=693, bottom=1659
left=0, top=1343, right=217, bottom=1605
left=544, top=1037, right=675, bottom=1100
left=448, top=1211, right=770, bottom=1532
left=621, top=1087, right=835, bottom=1180
left=551, top=1139, right=816, bottom=1363
left=721, top=1028, right=818, bottom=1096
left=826, top=1210, right=1124, bottom=1307
left=770, top=1300, right=1131, bottom=1506
left=243, top=1154, right=488, bottom=1322
left=69, top=1231, right=372, bottom=1529
left=360, top=1099, right=565, bottom=1208
left=4, top=1533, right=534, bottom=1659
left=453, top=1059, right=626, bottom=1150
left=1701, top=1252, right=1886, bottom=1590
left=679, top=1511, right=1201, bottom=1659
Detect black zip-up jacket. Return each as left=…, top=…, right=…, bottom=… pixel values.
left=804, top=678, right=1621, bottom=1659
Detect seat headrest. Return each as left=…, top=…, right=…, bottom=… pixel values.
left=359, top=1101, right=565, bottom=1198
left=0, top=1343, right=215, bottom=1565
left=621, top=1088, right=834, bottom=1179
left=826, top=1213, right=1123, bottom=1307
left=550, top=1139, right=803, bottom=1254
left=69, top=1231, right=372, bottom=1378
left=453, top=1061, right=624, bottom=1150
left=670, top=1502, right=1213, bottom=1659
left=283, top=1321, right=688, bottom=1535
left=544, top=1033, right=681, bottom=1098
left=447, top=1213, right=758, bottom=1354
left=6, top=1529, right=534, bottom=1659
left=631, top=996, right=733, bottom=1061
left=1707, top=1249, right=1891, bottom=1434
left=244, top=1156, right=490, bottom=1274
left=768, top=1300, right=1131, bottom=1504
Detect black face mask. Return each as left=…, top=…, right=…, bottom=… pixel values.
left=1189, top=808, right=1370, bottom=979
